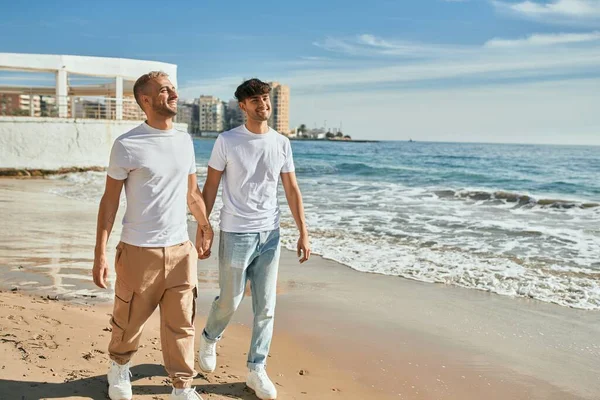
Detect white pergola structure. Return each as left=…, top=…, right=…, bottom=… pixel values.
left=0, top=53, right=178, bottom=119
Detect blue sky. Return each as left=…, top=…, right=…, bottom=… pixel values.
left=2, top=0, right=600, bottom=144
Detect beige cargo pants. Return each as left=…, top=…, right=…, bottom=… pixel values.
left=108, top=240, right=198, bottom=388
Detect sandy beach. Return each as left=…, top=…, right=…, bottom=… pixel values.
left=1, top=178, right=599, bottom=400
left=0, top=289, right=378, bottom=400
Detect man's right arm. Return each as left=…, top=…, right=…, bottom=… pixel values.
left=202, top=166, right=223, bottom=218
left=93, top=176, right=124, bottom=288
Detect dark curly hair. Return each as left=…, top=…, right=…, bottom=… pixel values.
left=234, top=79, right=271, bottom=102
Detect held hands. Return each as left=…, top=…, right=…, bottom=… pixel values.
left=92, top=254, right=109, bottom=288
left=297, top=233, right=311, bottom=264
left=196, top=223, right=214, bottom=260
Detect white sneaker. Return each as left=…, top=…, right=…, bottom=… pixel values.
left=197, top=335, right=216, bottom=373
left=246, top=366, right=277, bottom=399
left=107, top=361, right=132, bottom=400
left=170, top=387, right=204, bottom=399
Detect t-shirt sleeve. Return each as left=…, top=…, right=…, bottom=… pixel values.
left=208, top=135, right=227, bottom=171
left=281, top=139, right=295, bottom=173
left=107, top=140, right=130, bottom=180
left=188, top=135, right=197, bottom=174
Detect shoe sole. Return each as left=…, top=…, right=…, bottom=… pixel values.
left=108, top=392, right=132, bottom=400
left=198, top=360, right=216, bottom=373
left=108, top=386, right=132, bottom=400
left=198, top=365, right=215, bottom=373
left=246, top=382, right=276, bottom=400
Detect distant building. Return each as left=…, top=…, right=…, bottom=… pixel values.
left=20, top=94, right=41, bottom=117
left=176, top=100, right=194, bottom=133
left=121, top=96, right=145, bottom=120
left=191, top=99, right=200, bottom=134
left=199, top=95, right=225, bottom=134
left=40, top=95, right=57, bottom=117
left=74, top=99, right=106, bottom=119
left=268, top=82, right=289, bottom=134
left=0, top=94, right=41, bottom=116
left=225, top=99, right=244, bottom=130
left=71, top=95, right=144, bottom=120
left=307, top=128, right=327, bottom=140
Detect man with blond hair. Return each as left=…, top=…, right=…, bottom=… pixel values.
left=92, top=71, right=213, bottom=400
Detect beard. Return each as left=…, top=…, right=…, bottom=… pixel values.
left=152, top=102, right=177, bottom=117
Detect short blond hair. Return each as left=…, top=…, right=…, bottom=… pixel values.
left=133, top=71, right=169, bottom=108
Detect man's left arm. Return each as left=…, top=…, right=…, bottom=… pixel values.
left=187, top=173, right=213, bottom=259
left=281, top=171, right=311, bottom=263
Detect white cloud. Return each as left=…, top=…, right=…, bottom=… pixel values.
left=313, top=37, right=364, bottom=55
left=314, top=34, right=468, bottom=58
left=485, top=31, right=600, bottom=46
left=492, top=0, right=600, bottom=25
left=300, top=33, right=600, bottom=92
left=282, top=49, right=600, bottom=90
left=181, top=32, right=600, bottom=99
left=299, top=56, right=332, bottom=61
left=356, top=34, right=396, bottom=49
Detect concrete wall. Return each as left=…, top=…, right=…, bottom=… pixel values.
left=0, top=117, right=188, bottom=170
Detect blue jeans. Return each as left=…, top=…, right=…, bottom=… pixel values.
left=202, top=229, right=281, bottom=370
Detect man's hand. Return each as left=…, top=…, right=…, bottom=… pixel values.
left=297, top=234, right=311, bottom=264
left=196, top=223, right=214, bottom=260
left=92, top=254, right=109, bottom=288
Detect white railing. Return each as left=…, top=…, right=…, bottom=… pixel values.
left=0, top=94, right=146, bottom=120
left=72, top=97, right=146, bottom=120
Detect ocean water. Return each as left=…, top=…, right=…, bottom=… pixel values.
left=50, top=139, right=600, bottom=310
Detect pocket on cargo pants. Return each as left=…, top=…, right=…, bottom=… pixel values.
left=110, top=280, right=134, bottom=342
left=115, top=242, right=125, bottom=268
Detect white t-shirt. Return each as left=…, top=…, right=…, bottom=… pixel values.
left=107, top=122, right=196, bottom=247
left=208, top=125, right=295, bottom=233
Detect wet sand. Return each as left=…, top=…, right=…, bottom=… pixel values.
left=1, top=178, right=599, bottom=399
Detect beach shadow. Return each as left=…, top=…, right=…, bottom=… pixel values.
left=198, top=382, right=259, bottom=399
left=0, top=363, right=260, bottom=399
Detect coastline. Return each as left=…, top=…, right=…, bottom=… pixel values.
left=0, top=166, right=106, bottom=178
left=0, top=179, right=599, bottom=399
left=190, top=135, right=379, bottom=143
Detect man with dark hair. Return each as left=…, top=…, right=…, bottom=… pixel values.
left=93, top=71, right=213, bottom=400
left=197, top=78, right=310, bottom=400
left=233, top=78, right=272, bottom=102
